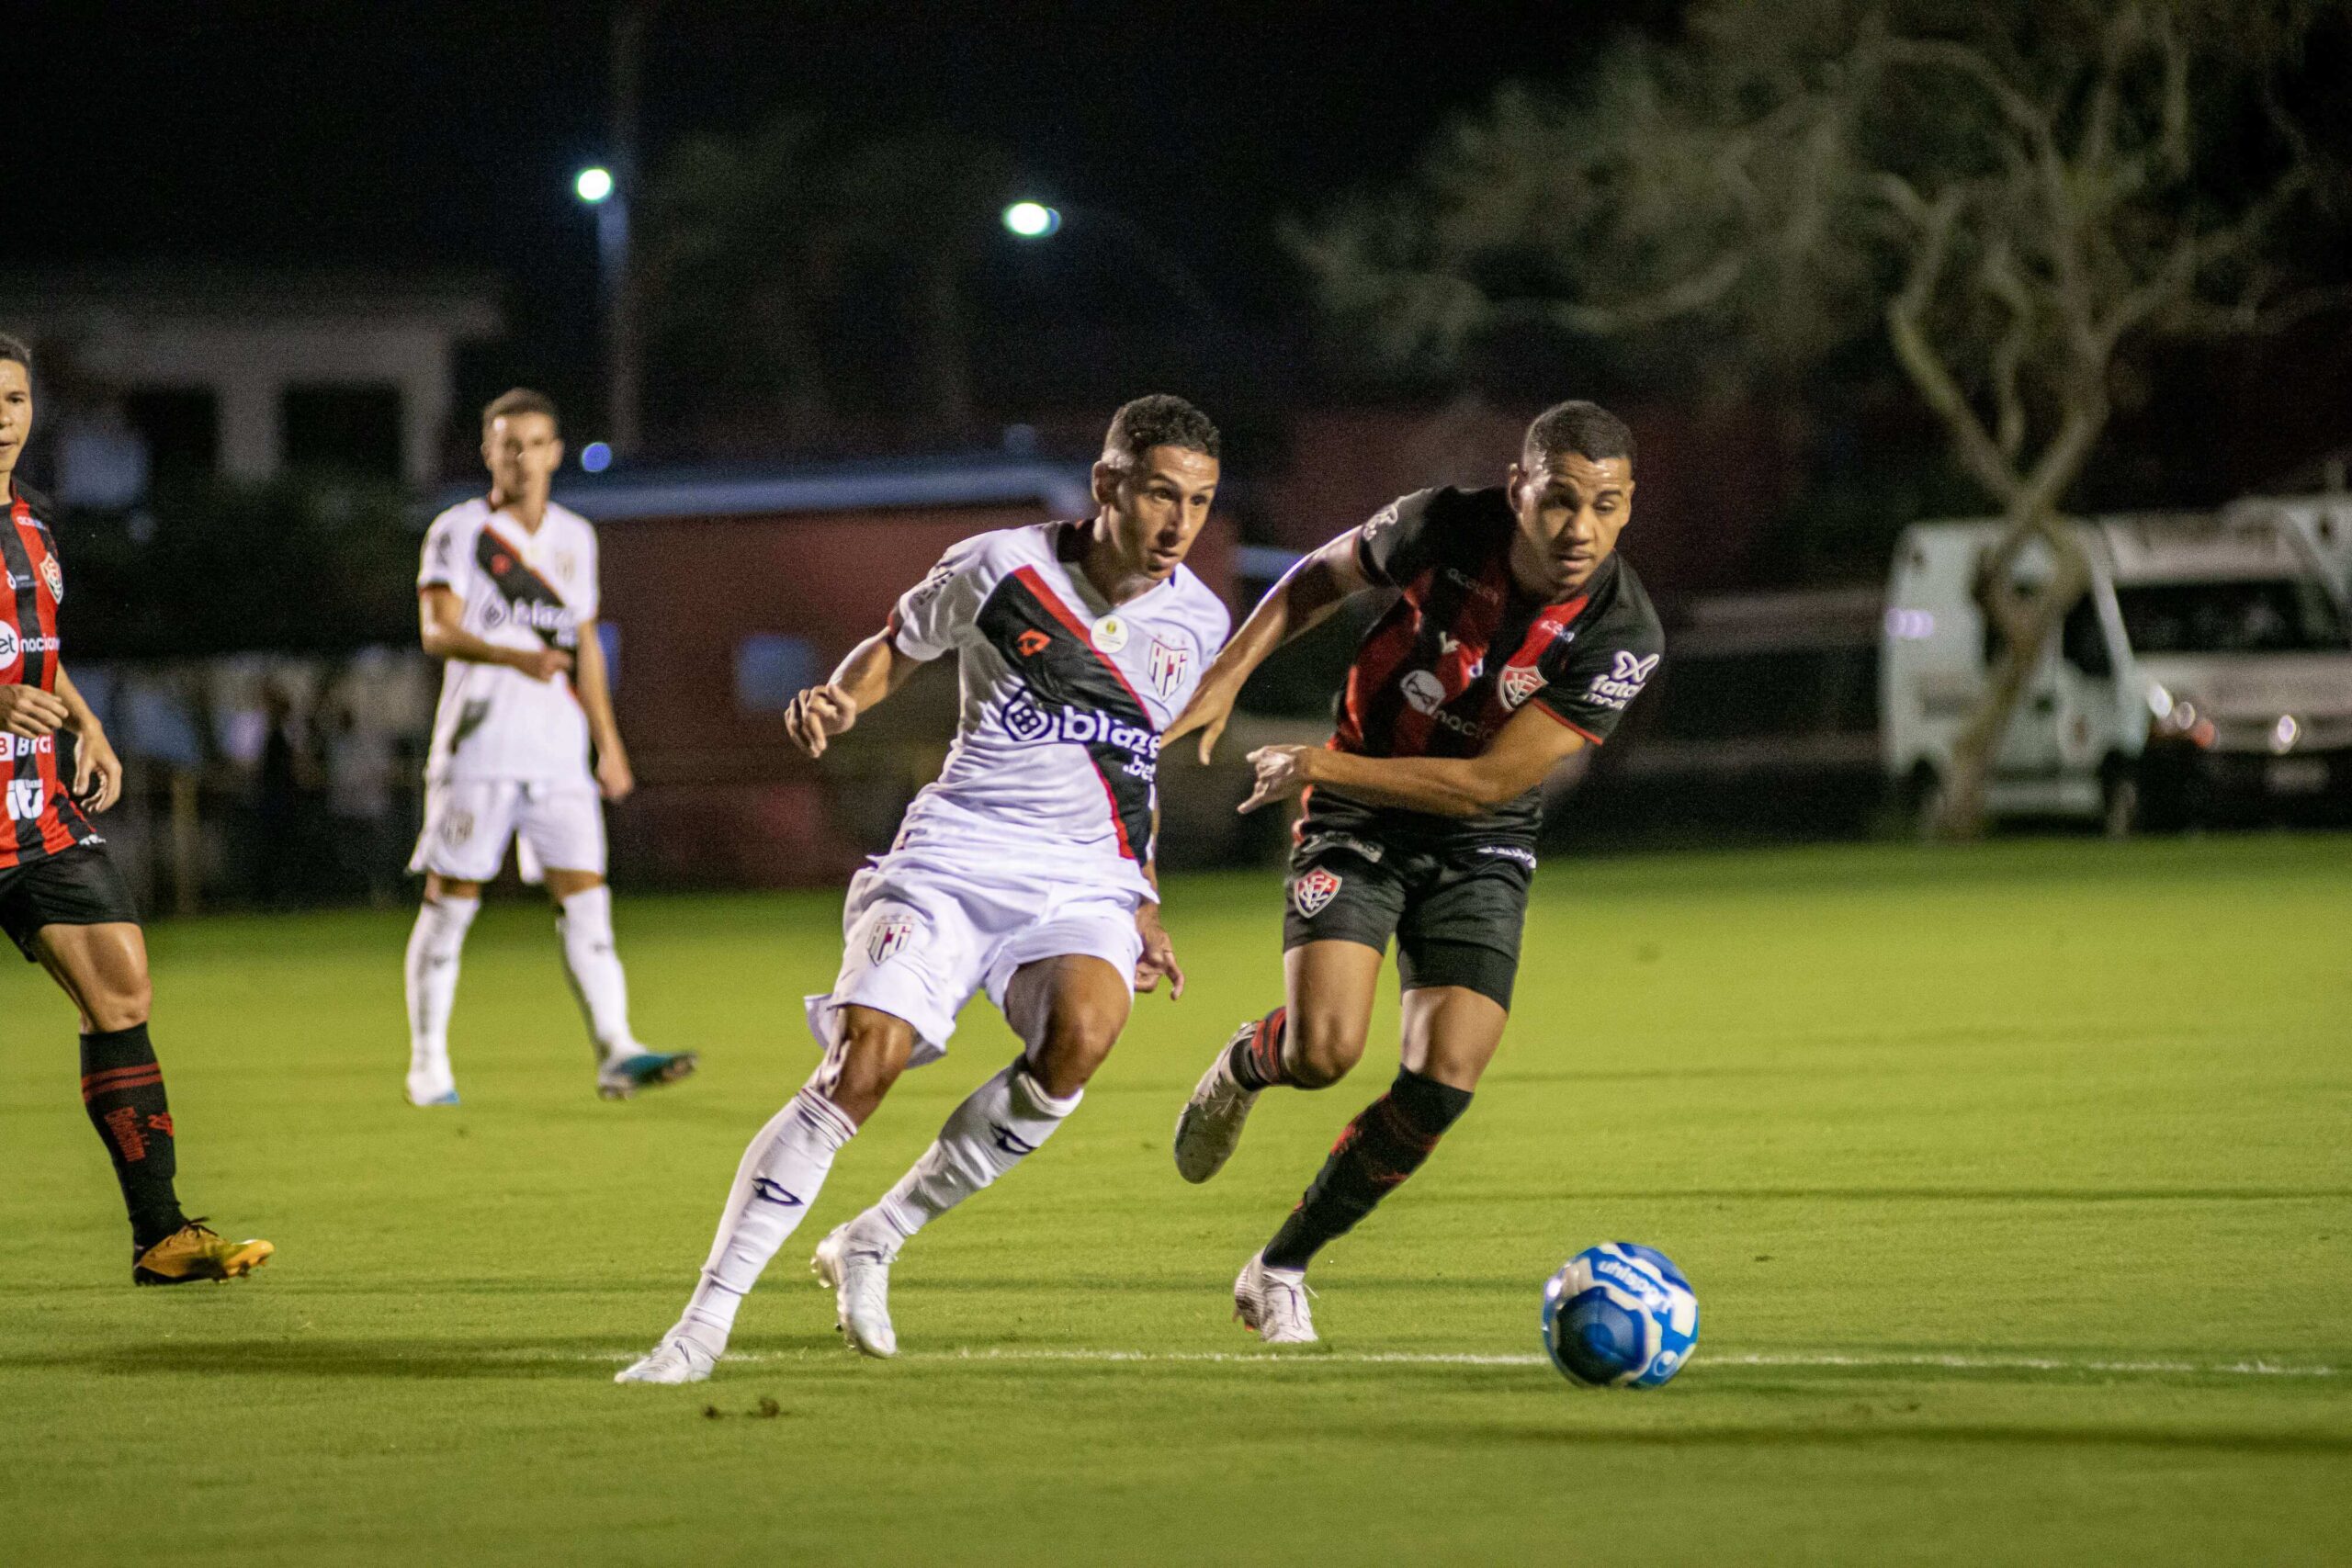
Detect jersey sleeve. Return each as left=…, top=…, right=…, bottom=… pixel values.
left=419, top=509, right=472, bottom=596
left=887, top=535, right=1000, bottom=661
left=1352, top=489, right=1444, bottom=589
left=574, top=525, right=602, bottom=621
left=1530, top=606, right=1664, bottom=746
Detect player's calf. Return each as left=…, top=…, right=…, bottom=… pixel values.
left=1260, top=1066, right=1473, bottom=1275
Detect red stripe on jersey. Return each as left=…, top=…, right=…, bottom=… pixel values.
left=22, top=525, right=76, bottom=854
left=1388, top=558, right=1508, bottom=759
left=1335, top=576, right=1428, bottom=751
left=1010, top=566, right=1150, bottom=712
left=1089, top=760, right=1139, bottom=861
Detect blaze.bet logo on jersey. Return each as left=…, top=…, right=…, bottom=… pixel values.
left=998, top=695, right=1161, bottom=761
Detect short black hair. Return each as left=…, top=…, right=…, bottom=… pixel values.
left=1522, top=400, right=1634, bottom=470
left=1102, top=393, right=1219, bottom=470
left=0, top=333, right=29, bottom=372
left=482, top=387, right=559, bottom=430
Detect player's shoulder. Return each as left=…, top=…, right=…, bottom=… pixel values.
left=426, top=495, right=492, bottom=537
left=1160, top=563, right=1233, bottom=642
left=943, top=519, right=1060, bottom=581
left=9, top=481, right=57, bottom=523
left=1592, top=555, right=1664, bottom=652
left=545, top=500, right=598, bottom=541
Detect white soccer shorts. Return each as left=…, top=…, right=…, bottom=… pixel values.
left=806, top=848, right=1147, bottom=1068
left=408, top=777, right=607, bottom=884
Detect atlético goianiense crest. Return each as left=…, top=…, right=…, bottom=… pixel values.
left=1291, top=867, right=1342, bottom=919
left=868, top=912, right=918, bottom=964
left=1148, top=637, right=1192, bottom=703
left=1498, top=663, right=1544, bottom=711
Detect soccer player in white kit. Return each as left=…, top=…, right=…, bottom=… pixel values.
left=617, top=395, right=1228, bottom=1382
left=402, top=389, right=695, bottom=1106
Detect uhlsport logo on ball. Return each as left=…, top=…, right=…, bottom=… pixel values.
left=1541, top=1242, right=1699, bottom=1388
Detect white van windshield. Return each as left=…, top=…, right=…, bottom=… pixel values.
left=2115, top=578, right=2347, bottom=656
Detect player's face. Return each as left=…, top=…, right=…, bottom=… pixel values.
left=0, top=359, right=31, bottom=480
left=481, top=412, right=563, bottom=502
left=1097, top=444, right=1220, bottom=582
left=1507, top=450, right=1634, bottom=599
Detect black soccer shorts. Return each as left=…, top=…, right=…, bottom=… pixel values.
left=0, top=843, right=141, bottom=962
left=1279, top=809, right=1534, bottom=1010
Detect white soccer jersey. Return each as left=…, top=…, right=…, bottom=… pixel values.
left=884, top=521, right=1231, bottom=901
left=417, top=498, right=600, bottom=783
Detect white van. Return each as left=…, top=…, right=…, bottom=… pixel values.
left=1882, top=513, right=2352, bottom=832
left=2222, top=493, right=2352, bottom=601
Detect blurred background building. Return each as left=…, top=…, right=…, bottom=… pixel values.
left=5, top=3, right=2348, bottom=908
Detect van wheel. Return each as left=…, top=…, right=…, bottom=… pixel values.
left=2100, top=770, right=2140, bottom=838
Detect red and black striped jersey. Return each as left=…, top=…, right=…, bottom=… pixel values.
left=1328, top=485, right=1664, bottom=838
left=1, top=485, right=100, bottom=869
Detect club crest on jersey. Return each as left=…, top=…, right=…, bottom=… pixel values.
left=1291, top=866, right=1343, bottom=919
left=867, top=912, right=919, bottom=965
left=1587, top=650, right=1659, bottom=709
left=1147, top=637, right=1192, bottom=702
left=1498, top=663, right=1544, bottom=711
left=40, top=556, right=62, bottom=603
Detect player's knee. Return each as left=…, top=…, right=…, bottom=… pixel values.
left=1032, top=1003, right=1123, bottom=1095
left=90, top=976, right=152, bottom=1032
left=1287, top=1015, right=1367, bottom=1089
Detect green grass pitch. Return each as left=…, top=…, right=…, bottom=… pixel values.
left=4, top=837, right=2348, bottom=1565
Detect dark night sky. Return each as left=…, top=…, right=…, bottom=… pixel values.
left=3, top=2, right=1669, bottom=411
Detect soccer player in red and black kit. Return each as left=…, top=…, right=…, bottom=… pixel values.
left=0, top=334, right=272, bottom=1284
left=1164, top=400, right=1661, bottom=1343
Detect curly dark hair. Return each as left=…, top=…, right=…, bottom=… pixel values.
left=1102, top=393, right=1219, bottom=469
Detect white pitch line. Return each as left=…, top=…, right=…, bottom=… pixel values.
left=580, top=1348, right=2339, bottom=1377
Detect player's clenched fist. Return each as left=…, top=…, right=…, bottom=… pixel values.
left=0, top=683, right=70, bottom=739
left=785, top=683, right=860, bottom=758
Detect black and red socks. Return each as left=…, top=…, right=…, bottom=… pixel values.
left=1226, top=1007, right=1291, bottom=1090
left=80, top=1024, right=187, bottom=1251
left=1261, top=1066, right=1473, bottom=1271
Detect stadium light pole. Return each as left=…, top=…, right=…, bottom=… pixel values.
left=573, top=164, right=632, bottom=457
left=1000, top=200, right=1222, bottom=328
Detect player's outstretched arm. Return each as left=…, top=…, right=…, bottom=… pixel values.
left=1238, top=704, right=1589, bottom=819
left=783, top=630, right=926, bottom=760
left=418, top=586, right=572, bottom=681
left=52, top=666, right=122, bottom=812
left=1166, top=529, right=1376, bottom=764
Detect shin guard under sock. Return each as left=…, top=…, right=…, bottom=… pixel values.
left=80, top=1025, right=187, bottom=1251
left=1261, top=1066, right=1472, bottom=1271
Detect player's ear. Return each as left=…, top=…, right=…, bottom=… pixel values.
left=1091, top=459, right=1124, bottom=510
left=549, top=439, right=565, bottom=469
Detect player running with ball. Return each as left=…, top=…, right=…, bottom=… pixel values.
left=618, top=395, right=1228, bottom=1382
left=1166, top=400, right=1662, bottom=1344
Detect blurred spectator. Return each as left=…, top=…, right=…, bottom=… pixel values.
left=254, top=682, right=324, bottom=907
left=325, top=698, right=399, bottom=907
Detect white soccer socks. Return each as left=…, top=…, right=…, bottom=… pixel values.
left=402, top=894, right=479, bottom=1102
left=672, top=1086, right=861, bottom=1358
left=843, top=1057, right=1083, bottom=1257
left=556, top=885, right=639, bottom=1062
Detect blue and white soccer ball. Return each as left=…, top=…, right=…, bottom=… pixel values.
left=1541, top=1242, right=1699, bottom=1388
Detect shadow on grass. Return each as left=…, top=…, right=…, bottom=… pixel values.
left=1403, top=1420, right=2352, bottom=1455
left=0, top=1335, right=822, bottom=1380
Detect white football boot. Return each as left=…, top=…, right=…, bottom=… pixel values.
left=1172, top=1026, right=1262, bottom=1184
left=1233, top=1253, right=1317, bottom=1346
left=614, top=1332, right=718, bottom=1385
left=811, top=1224, right=898, bottom=1359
